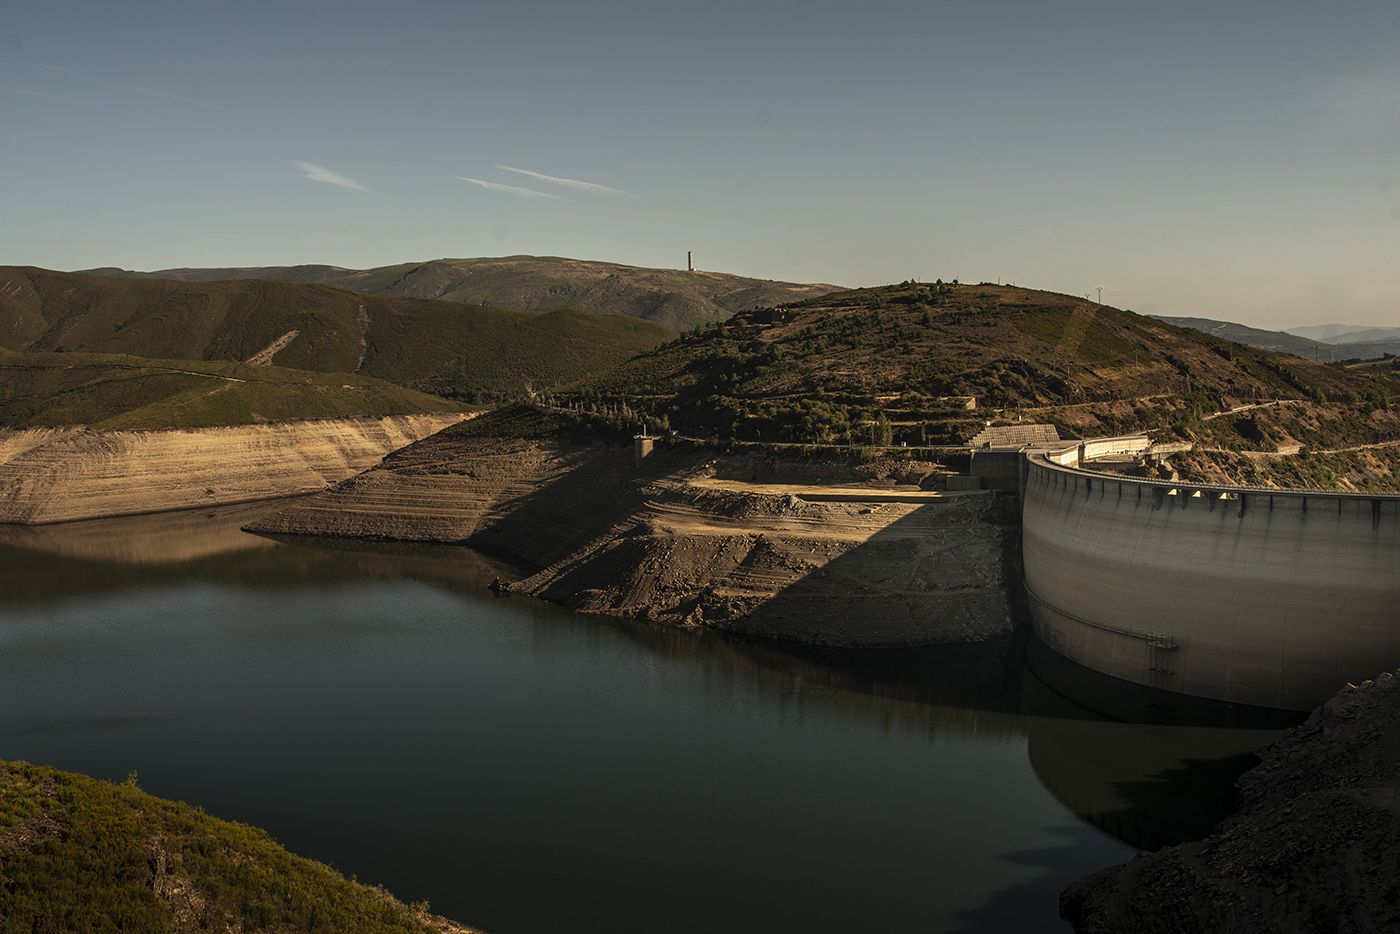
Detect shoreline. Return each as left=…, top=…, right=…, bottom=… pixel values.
left=1062, top=670, right=1400, bottom=932
left=0, top=413, right=468, bottom=525
left=243, top=411, right=1023, bottom=648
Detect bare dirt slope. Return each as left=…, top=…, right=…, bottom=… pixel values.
left=1062, top=671, right=1400, bottom=933
left=0, top=413, right=465, bottom=524
left=518, top=474, right=1018, bottom=646
left=249, top=407, right=1020, bottom=646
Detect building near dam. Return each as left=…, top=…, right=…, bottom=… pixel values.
left=1019, top=439, right=1400, bottom=711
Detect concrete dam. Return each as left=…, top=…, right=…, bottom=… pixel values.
left=1017, top=439, right=1400, bottom=711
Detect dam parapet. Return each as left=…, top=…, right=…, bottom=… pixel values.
left=1020, top=441, right=1400, bottom=710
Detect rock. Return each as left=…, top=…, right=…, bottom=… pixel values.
left=1063, top=668, right=1400, bottom=933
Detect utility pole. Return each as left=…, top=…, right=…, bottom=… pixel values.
left=1097, top=286, right=1103, bottom=305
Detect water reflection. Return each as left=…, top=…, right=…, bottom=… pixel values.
left=0, top=507, right=1294, bottom=932
left=0, top=501, right=519, bottom=606
left=0, top=501, right=282, bottom=565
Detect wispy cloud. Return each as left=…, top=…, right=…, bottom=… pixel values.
left=293, top=161, right=370, bottom=192
left=0, top=83, right=162, bottom=121
left=493, top=164, right=631, bottom=197
left=454, top=176, right=558, bottom=199
left=0, top=54, right=221, bottom=111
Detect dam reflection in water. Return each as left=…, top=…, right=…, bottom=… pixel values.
left=0, top=503, right=1292, bottom=933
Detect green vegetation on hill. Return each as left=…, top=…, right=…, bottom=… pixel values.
left=0, top=348, right=461, bottom=429
left=1172, top=445, right=1400, bottom=493
left=0, top=266, right=672, bottom=401
left=85, top=255, right=842, bottom=332
left=564, top=282, right=1398, bottom=448
left=0, top=760, right=474, bottom=932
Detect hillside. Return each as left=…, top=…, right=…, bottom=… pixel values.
left=0, top=347, right=461, bottom=429
left=0, top=760, right=476, bottom=932
left=1290, top=323, right=1400, bottom=343
left=0, top=266, right=672, bottom=400
left=84, top=255, right=842, bottom=332
left=1156, top=315, right=1400, bottom=362
left=568, top=282, right=1397, bottom=447
left=1150, top=315, right=1335, bottom=360
left=1325, top=325, right=1400, bottom=345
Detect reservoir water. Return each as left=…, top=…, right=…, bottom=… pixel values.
left=0, top=503, right=1290, bottom=932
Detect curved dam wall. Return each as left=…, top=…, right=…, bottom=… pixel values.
left=1022, top=454, right=1400, bottom=710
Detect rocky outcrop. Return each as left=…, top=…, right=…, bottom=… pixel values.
left=0, top=414, right=466, bottom=524
left=250, top=413, right=1020, bottom=646
left=1062, top=671, right=1400, bottom=933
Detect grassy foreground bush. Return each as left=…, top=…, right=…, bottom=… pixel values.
left=0, top=761, right=475, bottom=933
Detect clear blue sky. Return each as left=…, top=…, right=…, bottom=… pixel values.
left=3, top=0, right=1399, bottom=327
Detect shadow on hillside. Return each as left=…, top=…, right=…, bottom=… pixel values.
left=463, top=440, right=702, bottom=570
left=699, top=490, right=1027, bottom=648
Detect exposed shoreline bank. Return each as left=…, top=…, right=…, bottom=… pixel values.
left=245, top=409, right=1022, bottom=647
left=0, top=413, right=468, bottom=524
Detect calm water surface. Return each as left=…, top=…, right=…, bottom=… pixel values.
left=0, top=503, right=1289, bottom=932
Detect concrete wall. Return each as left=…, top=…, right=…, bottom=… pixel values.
left=1080, top=435, right=1151, bottom=462
left=1022, top=457, right=1400, bottom=710
left=969, top=450, right=1025, bottom=493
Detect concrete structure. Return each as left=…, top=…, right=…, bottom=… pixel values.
left=969, top=450, right=1024, bottom=493
left=969, top=423, right=1060, bottom=449
left=1021, top=442, right=1400, bottom=710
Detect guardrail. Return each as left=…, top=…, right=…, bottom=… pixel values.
left=1026, top=449, right=1400, bottom=502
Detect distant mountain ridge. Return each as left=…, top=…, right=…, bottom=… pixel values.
left=0, top=266, right=671, bottom=401
left=1321, top=325, right=1400, bottom=345
left=83, top=255, right=843, bottom=332
left=1287, top=323, right=1400, bottom=344
left=1154, top=315, right=1400, bottom=361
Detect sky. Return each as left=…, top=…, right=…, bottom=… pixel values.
left=3, top=0, right=1400, bottom=328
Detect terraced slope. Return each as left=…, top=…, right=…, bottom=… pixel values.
left=84, top=255, right=842, bottom=332
left=0, top=349, right=468, bottom=522
left=250, top=406, right=1019, bottom=646
left=0, top=266, right=672, bottom=400
left=0, top=413, right=465, bottom=523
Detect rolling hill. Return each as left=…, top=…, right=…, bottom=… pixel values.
left=1324, top=325, right=1400, bottom=345
left=0, top=347, right=462, bottom=429
left=1289, top=323, right=1400, bottom=343
left=1150, top=316, right=1334, bottom=360
left=0, top=266, right=672, bottom=400
left=83, top=255, right=842, bottom=332
left=566, top=281, right=1397, bottom=445
left=1156, top=316, right=1400, bottom=362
